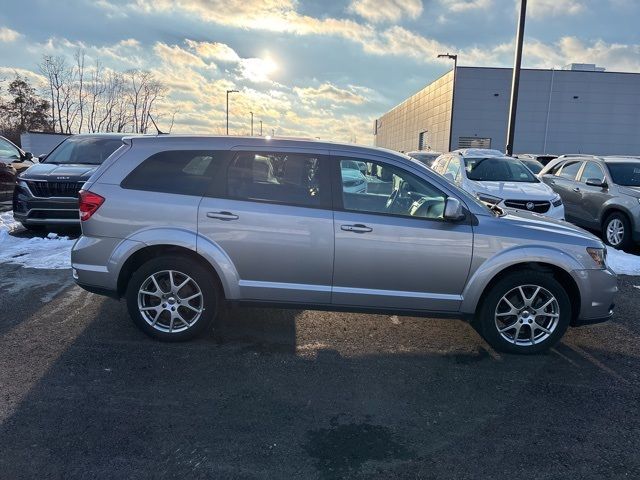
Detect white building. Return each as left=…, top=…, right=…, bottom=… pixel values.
left=374, top=65, right=640, bottom=156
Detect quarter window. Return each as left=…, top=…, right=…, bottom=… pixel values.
left=339, top=158, right=447, bottom=220
left=0, top=138, right=20, bottom=159
left=121, top=150, right=219, bottom=196
left=227, top=152, right=328, bottom=208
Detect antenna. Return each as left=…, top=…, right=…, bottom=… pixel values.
left=147, top=113, right=166, bottom=135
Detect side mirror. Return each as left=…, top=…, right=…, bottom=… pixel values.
left=23, top=152, right=33, bottom=161
left=443, top=197, right=465, bottom=221
left=585, top=178, right=607, bottom=188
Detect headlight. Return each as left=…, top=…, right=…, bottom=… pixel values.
left=551, top=193, right=563, bottom=207
left=476, top=193, right=502, bottom=205
left=586, top=247, right=607, bottom=269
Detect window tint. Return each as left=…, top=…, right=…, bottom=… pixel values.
left=547, top=162, right=564, bottom=175
left=122, top=150, right=218, bottom=196
left=45, top=137, right=122, bottom=165
left=580, top=162, right=605, bottom=183
left=0, top=138, right=20, bottom=159
left=558, top=161, right=582, bottom=180
left=339, top=158, right=447, bottom=220
left=464, top=157, right=537, bottom=182
left=227, top=152, right=327, bottom=208
left=445, top=158, right=462, bottom=183
left=607, top=162, right=640, bottom=187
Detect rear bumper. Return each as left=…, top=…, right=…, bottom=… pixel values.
left=571, top=267, right=618, bottom=325
left=13, top=184, right=80, bottom=225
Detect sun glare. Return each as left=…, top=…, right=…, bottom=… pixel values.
left=242, top=55, right=278, bottom=82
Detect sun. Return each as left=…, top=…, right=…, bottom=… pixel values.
left=241, top=54, right=278, bottom=83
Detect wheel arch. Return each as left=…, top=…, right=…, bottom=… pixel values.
left=600, top=205, right=635, bottom=231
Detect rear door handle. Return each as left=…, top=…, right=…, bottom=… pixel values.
left=207, top=211, right=239, bottom=221
left=341, top=224, right=372, bottom=233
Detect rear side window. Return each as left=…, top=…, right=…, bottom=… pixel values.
left=227, top=151, right=329, bottom=208
left=122, top=150, right=219, bottom=196
left=558, top=161, right=582, bottom=180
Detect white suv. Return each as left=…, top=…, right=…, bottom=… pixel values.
left=432, top=149, right=564, bottom=219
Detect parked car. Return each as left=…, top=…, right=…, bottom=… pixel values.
left=518, top=158, right=544, bottom=174
left=407, top=151, right=442, bottom=168
left=431, top=149, right=565, bottom=219
left=341, top=164, right=367, bottom=193
left=516, top=154, right=558, bottom=166
left=539, top=155, right=640, bottom=249
left=71, top=136, right=616, bottom=354
left=0, top=135, right=38, bottom=202
left=12, top=133, right=129, bottom=230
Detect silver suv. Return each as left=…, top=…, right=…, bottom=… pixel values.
left=71, top=136, right=617, bottom=354
left=539, top=155, right=640, bottom=250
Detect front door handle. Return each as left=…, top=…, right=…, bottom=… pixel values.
left=572, top=187, right=581, bottom=192
left=207, top=211, right=239, bottom=221
left=341, top=224, right=372, bottom=233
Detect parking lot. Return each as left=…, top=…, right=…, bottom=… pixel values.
left=1, top=219, right=639, bottom=479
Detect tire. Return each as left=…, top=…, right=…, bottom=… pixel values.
left=475, top=271, right=571, bottom=354
left=603, top=212, right=633, bottom=250
left=23, top=224, right=45, bottom=233
left=126, top=255, right=220, bottom=341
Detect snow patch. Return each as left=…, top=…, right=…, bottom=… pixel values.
left=0, top=211, right=74, bottom=269
left=607, top=248, right=640, bottom=276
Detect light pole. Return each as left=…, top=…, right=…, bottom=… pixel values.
left=438, top=53, right=457, bottom=152
left=250, top=111, right=254, bottom=136
left=226, top=89, right=238, bottom=135
left=259, top=120, right=263, bottom=136
left=506, top=0, right=527, bottom=156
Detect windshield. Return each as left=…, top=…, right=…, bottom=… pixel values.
left=464, top=157, right=538, bottom=183
left=0, top=137, right=20, bottom=160
left=521, top=159, right=543, bottom=174
left=607, top=162, right=640, bottom=187
left=44, top=137, right=123, bottom=165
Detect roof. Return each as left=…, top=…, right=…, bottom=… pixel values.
left=452, top=148, right=507, bottom=158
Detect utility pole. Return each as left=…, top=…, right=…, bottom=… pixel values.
left=260, top=120, right=263, bottom=136
left=437, top=53, right=458, bottom=152
left=506, top=0, right=527, bottom=156
left=250, top=111, right=254, bottom=136
left=226, top=89, right=238, bottom=135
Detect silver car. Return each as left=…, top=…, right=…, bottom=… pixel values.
left=71, top=136, right=617, bottom=354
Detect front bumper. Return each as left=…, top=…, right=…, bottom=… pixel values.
left=13, top=182, right=80, bottom=225
left=571, top=267, right=618, bottom=326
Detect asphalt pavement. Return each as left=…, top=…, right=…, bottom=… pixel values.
left=0, top=263, right=639, bottom=479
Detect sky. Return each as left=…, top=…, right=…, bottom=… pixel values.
left=0, top=0, right=639, bottom=144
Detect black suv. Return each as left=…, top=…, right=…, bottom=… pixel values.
left=13, top=134, right=127, bottom=230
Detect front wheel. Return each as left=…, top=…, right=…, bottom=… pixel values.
left=126, top=255, right=220, bottom=341
left=603, top=212, right=633, bottom=250
left=475, top=271, right=571, bottom=354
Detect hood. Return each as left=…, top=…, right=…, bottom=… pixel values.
left=501, top=209, right=602, bottom=246
left=618, top=185, right=640, bottom=198
left=18, top=163, right=99, bottom=182
left=470, top=180, right=554, bottom=200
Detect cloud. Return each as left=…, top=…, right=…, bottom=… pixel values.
left=528, top=0, right=585, bottom=18
left=185, top=40, right=240, bottom=63
left=294, top=83, right=370, bottom=106
left=153, top=42, right=209, bottom=68
left=348, top=0, right=423, bottom=23
left=0, top=27, right=21, bottom=43
left=440, top=0, right=492, bottom=12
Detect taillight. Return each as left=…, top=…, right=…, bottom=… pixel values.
left=79, top=190, right=105, bottom=221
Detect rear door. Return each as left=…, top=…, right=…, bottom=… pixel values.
left=331, top=152, right=473, bottom=312
left=197, top=147, right=334, bottom=304
left=542, top=160, right=583, bottom=221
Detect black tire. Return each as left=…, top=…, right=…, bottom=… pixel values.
left=126, top=255, right=220, bottom=341
left=474, top=271, right=571, bottom=354
left=602, top=212, right=633, bottom=251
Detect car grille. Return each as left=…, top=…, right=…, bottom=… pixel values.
left=503, top=199, right=551, bottom=213
left=26, top=181, right=83, bottom=198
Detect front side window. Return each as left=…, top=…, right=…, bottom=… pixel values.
left=44, top=137, right=123, bottom=165
left=607, top=162, right=640, bottom=187
left=122, top=150, right=218, bottom=196
left=444, top=158, right=462, bottom=184
left=464, top=157, right=537, bottom=183
left=0, top=138, right=20, bottom=159
left=579, top=162, right=605, bottom=183
left=557, top=161, right=582, bottom=180
left=339, top=158, right=447, bottom=220
left=227, top=152, right=328, bottom=208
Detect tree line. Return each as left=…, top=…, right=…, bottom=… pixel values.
left=0, top=50, right=171, bottom=145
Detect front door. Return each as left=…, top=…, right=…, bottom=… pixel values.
left=574, top=161, right=612, bottom=228
left=331, top=155, right=473, bottom=312
left=543, top=160, right=583, bottom=222
left=198, top=148, right=334, bottom=303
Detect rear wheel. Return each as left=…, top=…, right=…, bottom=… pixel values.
left=603, top=212, right=632, bottom=250
left=126, top=255, right=220, bottom=341
left=475, top=271, right=571, bottom=354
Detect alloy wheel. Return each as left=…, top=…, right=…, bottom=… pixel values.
left=494, top=284, right=560, bottom=346
left=606, top=218, right=624, bottom=246
left=137, top=270, right=204, bottom=333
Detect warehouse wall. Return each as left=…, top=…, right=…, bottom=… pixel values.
left=374, top=70, right=453, bottom=153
